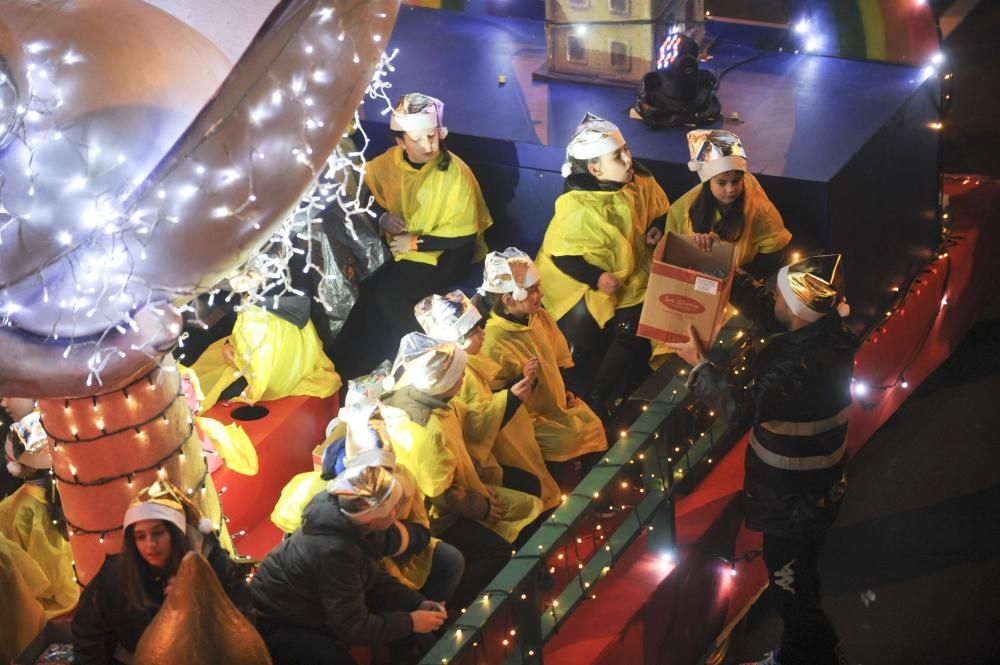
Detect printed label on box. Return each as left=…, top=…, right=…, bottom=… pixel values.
left=658, top=293, right=706, bottom=315
left=694, top=276, right=718, bottom=295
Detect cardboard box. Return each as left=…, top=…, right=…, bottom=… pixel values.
left=638, top=232, right=736, bottom=345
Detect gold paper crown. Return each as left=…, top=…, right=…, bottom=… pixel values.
left=778, top=254, right=849, bottom=321
left=125, top=479, right=215, bottom=535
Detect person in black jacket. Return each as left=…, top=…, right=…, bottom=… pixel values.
left=669, top=254, right=855, bottom=665
left=250, top=465, right=448, bottom=665
left=72, top=480, right=251, bottom=665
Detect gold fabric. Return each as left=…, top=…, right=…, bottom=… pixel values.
left=0, top=484, right=79, bottom=618
left=133, top=552, right=271, bottom=665
left=481, top=310, right=608, bottom=462
left=536, top=172, right=669, bottom=326
left=187, top=305, right=341, bottom=411
left=786, top=254, right=843, bottom=313
left=367, top=146, right=492, bottom=265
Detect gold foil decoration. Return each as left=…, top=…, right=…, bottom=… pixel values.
left=134, top=552, right=271, bottom=665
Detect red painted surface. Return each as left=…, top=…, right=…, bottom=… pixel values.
left=207, top=394, right=339, bottom=560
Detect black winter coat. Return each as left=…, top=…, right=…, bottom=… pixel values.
left=71, top=535, right=251, bottom=665
left=249, top=491, right=425, bottom=646
left=689, top=272, right=856, bottom=538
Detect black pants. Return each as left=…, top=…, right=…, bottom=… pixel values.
left=762, top=531, right=841, bottom=665
left=438, top=518, right=512, bottom=610
left=557, top=301, right=650, bottom=408
left=374, top=244, right=474, bottom=340
left=256, top=616, right=356, bottom=665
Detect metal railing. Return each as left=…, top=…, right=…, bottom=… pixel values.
left=420, top=318, right=753, bottom=665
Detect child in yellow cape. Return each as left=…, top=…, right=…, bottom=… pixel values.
left=652, top=129, right=793, bottom=366
left=477, top=249, right=608, bottom=477
left=379, top=333, right=542, bottom=609
left=185, top=298, right=341, bottom=412
left=0, top=399, right=79, bottom=619
left=535, top=113, right=670, bottom=418
left=414, top=291, right=561, bottom=512
left=367, top=92, right=493, bottom=339
left=270, top=398, right=464, bottom=604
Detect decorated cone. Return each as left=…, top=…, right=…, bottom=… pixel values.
left=36, top=357, right=229, bottom=584
left=134, top=551, right=271, bottom=665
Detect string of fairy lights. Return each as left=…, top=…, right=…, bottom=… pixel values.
left=0, top=1, right=399, bottom=389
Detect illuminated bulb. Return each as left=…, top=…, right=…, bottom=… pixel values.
left=729, top=563, right=737, bottom=577
left=57, top=231, right=73, bottom=246
left=793, top=18, right=809, bottom=34
left=574, top=24, right=588, bottom=36
left=805, top=36, right=822, bottom=52
left=931, top=52, right=945, bottom=66
left=901, top=380, right=909, bottom=389
left=851, top=381, right=869, bottom=397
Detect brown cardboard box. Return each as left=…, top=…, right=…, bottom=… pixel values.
left=638, top=232, right=736, bottom=345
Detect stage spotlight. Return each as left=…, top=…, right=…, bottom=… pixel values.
left=655, top=32, right=700, bottom=102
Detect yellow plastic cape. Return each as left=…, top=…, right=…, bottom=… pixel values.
left=366, top=146, right=493, bottom=265
left=536, top=172, right=669, bottom=327
left=652, top=173, right=791, bottom=365
left=186, top=305, right=341, bottom=411
left=0, top=484, right=79, bottom=618
left=664, top=172, right=791, bottom=268
left=195, top=417, right=258, bottom=476
left=382, top=403, right=542, bottom=543
left=0, top=534, right=49, bottom=663
left=481, top=310, right=608, bottom=463
left=270, top=466, right=438, bottom=590
left=455, top=353, right=561, bottom=511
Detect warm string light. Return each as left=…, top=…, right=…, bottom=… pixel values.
left=52, top=420, right=195, bottom=487
left=64, top=466, right=209, bottom=538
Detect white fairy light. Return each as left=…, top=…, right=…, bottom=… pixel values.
left=0, top=0, right=399, bottom=386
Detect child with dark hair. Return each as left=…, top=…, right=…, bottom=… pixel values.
left=72, top=480, right=250, bottom=665
left=478, top=249, right=608, bottom=477
left=667, top=129, right=791, bottom=277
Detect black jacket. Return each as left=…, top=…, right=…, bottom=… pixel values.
left=249, top=491, right=425, bottom=646
left=71, top=535, right=251, bottom=664
left=689, top=272, right=856, bottom=538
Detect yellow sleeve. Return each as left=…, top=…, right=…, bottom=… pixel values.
left=421, top=156, right=493, bottom=239
left=13, top=503, right=79, bottom=617
left=748, top=197, right=792, bottom=255
left=542, top=312, right=575, bottom=368
left=642, top=174, right=671, bottom=221
left=406, top=420, right=458, bottom=499
left=665, top=184, right=698, bottom=236
left=365, top=149, right=395, bottom=211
